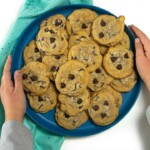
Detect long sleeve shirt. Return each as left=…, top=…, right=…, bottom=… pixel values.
left=0, top=120, right=33, bottom=150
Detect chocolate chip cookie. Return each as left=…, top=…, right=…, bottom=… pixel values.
left=88, top=66, right=113, bottom=91
left=111, top=71, right=137, bottom=92
left=120, top=32, right=130, bottom=49
left=59, top=89, right=90, bottom=116
left=27, top=81, right=58, bottom=113
left=102, top=86, right=122, bottom=108
left=21, top=62, right=50, bottom=95
left=103, top=44, right=134, bottom=78
left=66, top=8, right=98, bottom=35
left=88, top=90, right=119, bottom=126
left=23, top=40, right=43, bottom=64
left=68, top=31, right=90, bottom=48
left=40, top=14, right=66, bottom=29
left=55, top=60, right=89, bottom=96
left=42, top=50, right=68, bottom=81
left=55, top=105, right=88, bottom=130
left=68, top=41, right=102, bottom=72
left=92, top=15, right=125, bottom=46
left=36, top=25, right=68, bottom=55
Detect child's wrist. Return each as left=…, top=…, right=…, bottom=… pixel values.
left=5, top=112, right=24, bottom=123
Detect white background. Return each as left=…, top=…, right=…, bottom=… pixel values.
left=0, top=0, right=150, bottom=150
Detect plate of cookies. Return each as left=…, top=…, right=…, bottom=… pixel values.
left=11, top=4, right=142, bottom=136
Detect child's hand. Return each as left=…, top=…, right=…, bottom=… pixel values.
left=0, top=55, right=26, bottom=123
left=130, top=25, right=150, bottom=92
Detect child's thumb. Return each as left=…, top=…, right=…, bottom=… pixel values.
left=14, top=70, right=24, bottom=92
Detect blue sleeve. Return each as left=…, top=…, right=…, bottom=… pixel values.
left=0, top=120, right=33, bottom=150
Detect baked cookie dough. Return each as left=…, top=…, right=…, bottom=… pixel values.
left=21, top=62, right=50, bottom=95
left=55, top=60, right=89, bottom=96
left=59, top=89, right=90, bottom=116
left=103, top=44, right=134, bottom=78
left=66, top=8, right=98, bottom=35
left=27, top=81, right=58, bottom=113
left=92, top=15, right=125, bottom=46
left=55, top=105, right=88, bottom=130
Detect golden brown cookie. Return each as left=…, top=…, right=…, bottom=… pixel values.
left=88, top=66, right=113, bottom=91
left=23, top=40, right=43, bottom=64
left=36, top=25, right=68, bottom=55
left=27, top=81, right=58, bottom=113
left=55, top=105, right=88, bottom=130
left=103, top=45, right=134, bottom=78
left=120, top=32, right=130, bottom=49
left=88, top=90, right=119, bottom=126
left=21, top=62, right=50, bottom=95
left=92, top=15, right=125, bottom=46
left=111, top=71, right=137, bottom=92
left=55, top=60, right=89, bottom=96
left=40, top=14, right=66, bottom=29
left=68, top=31, right=90, bottom=48
left=68, top=41, right=102, bottom=72
left=66, top=8, right=98, bottom=35
left=59, top=89, right=90, bottom=116
left=42, top=50, right=68, bottom=81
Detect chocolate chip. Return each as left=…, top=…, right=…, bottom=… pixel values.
left=77, top=98, right=82, bottom=104
left=50, top=37, right=55, bottom=43
left=64, top=113, right=70, bottom=118
left=78, top=68, right=84, bottom=72
left=101, top=113, right=107, bottom=119
left=34, top=47, right=39, bottom=53
left=37, top=57, right=42, bottom=62
left=82, top=23, right=87, bottom=29
left=23, top=74, right=28, bottom=79
left=69, top=74, right=75, bottom=80
left=79, top=106, right=83, bottom=109
left=45, top=28, right=49, bottom=32
left=99, top=32, right=104, bottom=38
left=100, top=20, right=106, bottom=26
left=39, top=104, right=43, bottom=109
left=93, top=78, right=98, bottom=84
left=60, top=83, right=66, bottom=88
left=51, top=66, right=57, bottom=72
left=103, top=101, right=109, bottom=106
left=49, top=30, right=55, bottom=34
left=124, top=53, right=129, bottom=58
left=38, top=96, right=43, bottom=102
left=55, top=19, right=62, bottom=26
left=72, top=56, right=77, bottom=60
left=111, top=57, right=117, bottom=62
left=54, top=55, right=61, bottom=59
left=72, top=120, right=76, bottom=124
left=95, top=68, right=101, bottom=73
left=116, top=64, right=122, bottom=70
left=30, top=76, right=38, bottom=81
left=92, top=105, right=99, bottom=111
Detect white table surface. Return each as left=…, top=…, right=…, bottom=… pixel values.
left=0, top=1, right=150, bottom=150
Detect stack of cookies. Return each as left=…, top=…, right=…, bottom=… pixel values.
left=21, top=8, right=137, bottom=130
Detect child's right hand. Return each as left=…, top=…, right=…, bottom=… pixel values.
left=130, top=25, right=150, bottom=92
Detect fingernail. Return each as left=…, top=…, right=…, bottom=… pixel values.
left=15, top=70, right=22, bottom=78
left=135, top=38, right=140, bottom=43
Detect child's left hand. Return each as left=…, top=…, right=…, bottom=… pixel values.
left=0, top=55, right=26, bottom=123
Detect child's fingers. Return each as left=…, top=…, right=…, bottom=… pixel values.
left=2, top=55, right=13, bottom=85
left=130, top=25, right=150, bottom=58
left=14, top=70, right=24, bottom=93
left=135, top=38, right=145, bottom=59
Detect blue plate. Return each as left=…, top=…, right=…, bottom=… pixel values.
left=11, top=4, right=142, bottom=137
